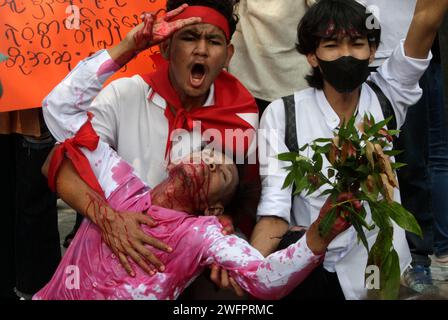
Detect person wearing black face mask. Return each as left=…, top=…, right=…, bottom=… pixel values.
left=252, top=0, right=448, bottom=300
left=316, top=55, right=371, bottom=94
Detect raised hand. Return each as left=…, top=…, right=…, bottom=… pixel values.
left=130, top=4, right=201, bottom=53
left=404, top=0, right=448, bottom=59
left=108, top=4, right=201, bottom=66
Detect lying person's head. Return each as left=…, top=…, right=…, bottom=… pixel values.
left=161, top=0, right=239, bottom=106
left=296, top=0, right=381, bottom=93
left=151, top=149, right=239, bottom=216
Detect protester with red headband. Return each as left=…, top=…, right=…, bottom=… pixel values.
left=41, top=0, right=259, bottom=297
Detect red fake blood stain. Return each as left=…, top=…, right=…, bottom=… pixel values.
left=154, top=161, right=212, bottom=215
left=85, top=192, right=116, bottom=246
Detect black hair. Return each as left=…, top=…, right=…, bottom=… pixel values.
left=296, top=0, right=381, bottom=89
left=166, top=0, right=240, bottom=40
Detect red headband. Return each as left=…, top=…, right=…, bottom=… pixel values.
left=168, top=6, right=231, bottom=41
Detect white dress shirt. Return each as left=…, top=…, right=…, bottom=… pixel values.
left=257, top=41, right=431, bottom=299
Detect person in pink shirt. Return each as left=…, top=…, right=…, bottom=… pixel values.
left=33, top=115, right=356, bottom=300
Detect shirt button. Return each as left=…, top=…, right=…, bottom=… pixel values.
left=93, top=282, right=98, bottom=288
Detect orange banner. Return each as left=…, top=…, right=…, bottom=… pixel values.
left=0, top=0, right=166, bottom=112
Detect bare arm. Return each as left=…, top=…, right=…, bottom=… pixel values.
left=404, top=0, right=448, bottom=59
left=250, top=216, right=289, bottom=257
left=42, top=149, right=97, bottom=221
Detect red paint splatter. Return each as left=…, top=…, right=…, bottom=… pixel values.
left=285, top=246, right=296, bottom=260
left=97, top=59, right=121, bottom=78
left=111, top=160, right=134, bottom=186
left=151, top=160, right=211, bottom=215
left=227, top=237, right=237, bottom=247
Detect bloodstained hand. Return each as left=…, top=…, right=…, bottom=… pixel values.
left=217, top=214, right=234, bottom=236
left=317, top=192, right=362, bottom=240
left=85, top=192, right=173, bottom=277
left=131, top=4, right=201, bottom=53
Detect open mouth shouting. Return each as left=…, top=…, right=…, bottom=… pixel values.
left=190, top=63, right=207, bottom=88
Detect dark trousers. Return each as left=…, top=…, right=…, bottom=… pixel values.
left=277, top=230, right=345, bottom=300
left=0, top=133, right=61, bottom=299
left=396, top=61, right=448, bottom=265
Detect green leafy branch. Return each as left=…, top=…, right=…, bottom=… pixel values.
left=278, top=114, right=422, bottom=299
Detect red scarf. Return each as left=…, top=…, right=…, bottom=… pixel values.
left=48, top=116, right=105, bottom=198
left=141, top=55, right=258, bottom=159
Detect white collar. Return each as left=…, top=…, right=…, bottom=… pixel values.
left=315, top=86, right=367, bottom=130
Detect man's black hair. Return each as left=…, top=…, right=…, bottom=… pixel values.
left=166, top=0, right=240, bottom=39
left=296, top=0, right=381, bottom=89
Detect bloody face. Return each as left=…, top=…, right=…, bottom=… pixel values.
left=165, top=23, right=233, bottom=109
left=151, top=150, right=239, bottom=215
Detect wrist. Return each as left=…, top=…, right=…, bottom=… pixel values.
left=85, top=198, right=117, bottom=228
left=306, top=221, right=331, bottom=255
left=107, top=38, right=138, bottom=67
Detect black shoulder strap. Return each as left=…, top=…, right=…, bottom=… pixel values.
left=366, top=80, right=397, bottom=131
left=283, top=94, right=299, bottom=153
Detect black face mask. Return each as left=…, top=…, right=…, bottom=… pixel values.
left=317, top=56, right=370, bottom=93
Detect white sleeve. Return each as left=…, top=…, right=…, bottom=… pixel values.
left=257, top=99, right=293, bottom=223
left=80, top=140, right=146, bottom=199
left=42, top=50, right=120, bottom=147
left=369, top=40, right=432, bottom=129
left=202, top=224, right=323, bottom=300
left=42, top=50, right=145, bottom=198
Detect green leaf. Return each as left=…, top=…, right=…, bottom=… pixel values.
left=388, top=202, right=423, bottom=237
left=386, top=129, right=400, bottom=136
left=299, top=144, right=309, bottom=152
left=282, top=171, right=296, bottom=190
left=318, top=206, right=338, bottom=238
left=293, top=175, right=309, bottom=195
left=355, top=164, right=370, bottom=176
left=313, top=152, right=323, bottom=172
left=0, top=80, right=3, bottom=99
left=313, top=138, right=333, bottom=143
left=347, top=206, right=370, bottom=251
left=0, top=53, right=8, bottom=63
left=379, top=249, right=401, bottom=300
left=370, top=201, right=392, bottom=230
left=346, top=115, right=357, bottom=136
left=365, top=117, right=391, bottom=136
left=383, top=149, right=404, bottom=157
left=349, top=205, right=373, bottom=230
left=312, top=143, right=331, bottom=154
left=277, top=152, right=300, bottom=162
left=299, top=159, right=315, bottom=173
left=391, top=162, right=407, bottom=170
left=367, top=226, right=393, bottom=271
